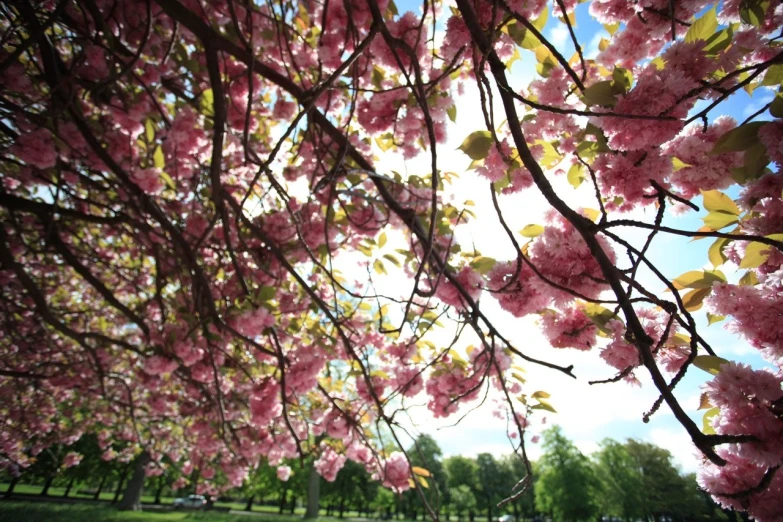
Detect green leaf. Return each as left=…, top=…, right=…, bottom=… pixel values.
left=581, top=80, right=618, bottom=107
left=739, top=270, right=759, bottom=286
left=258, top=286, right=276, bottom=301
left=387, top=0, right=398, bottom=15
left=470, top=257, right=496, bottom=275
left=710, top=121, right=766, bottom=154
left=740, top=0, right=769, bottom=27
left=708, top=238, right=729, bottom=267
left=761, top=64, right=783, bottom=86
left=769, top=93, right=783, bottom=119
left=447, top=105, right=457, bottom=123
left=153, top=146, right=165, bottom=169
left=583, top=303, right=619, bottom=334
left=611, top=67, right=633, bottom=93
left=507, top=21, right=541, bottom=49
left=682, top=287, right=711, bottom=311
left=159, top=171, right=175, bottom=191
left=145, top=120, right=155, bottom=142
left=567, top=163, right=585, bottom=188
left=703, top=27, right=734, bottom=55
left=671, top=269, right=726, bottom=290
left=458, top=131, right=493, bottom=160
left=742, top=142, right=770, bottom=182
left=703, top=211, right=739, bottom=230
left=693, top=355, right=730, bottom=376
left=520, top=224, right=545, bottom=238
left=200, top=88, right=214, bottom=116
left=685, top=6, right=717, bottom=43
left=701, top=190, right=740, bottom=215
left=702, top=407, right=720, bottom=435
left=382, top=253, right=401, bottom=267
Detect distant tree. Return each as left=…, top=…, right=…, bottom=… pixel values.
left=449, top=485, right=477, bottom=522
left=535, top=427, right=599, bottom=522
left=593, top=439, right=645, bottom=520
left=625, top=440, right=696, bottom=520
left=401, top=435, right=447, bottom=519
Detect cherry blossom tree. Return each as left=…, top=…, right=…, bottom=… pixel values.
left=0, top=0, right=781, bottom=519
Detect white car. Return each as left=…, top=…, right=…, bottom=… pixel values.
left=173, top=494, right=207, bottom=509
left=496, top=515, right=514, bottom=522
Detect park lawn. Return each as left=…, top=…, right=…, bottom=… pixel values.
left=0, top=501, right=299, bottom=522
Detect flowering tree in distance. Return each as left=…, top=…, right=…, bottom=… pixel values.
left=0, top=0, right=781, bottom=518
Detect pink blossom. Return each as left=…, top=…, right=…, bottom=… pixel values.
left=143, top=356, right=179, bottom=376
left=381, top=451, right=411, bottom=492
left=435, top=266, right=484, bottom=309
left=314, top=447, right=346, bottom=482
left=277, top=465, right=292, bottom=482
left=62, top=452, right=83, bottom=468
left=12, top=128, right=58, bottom=170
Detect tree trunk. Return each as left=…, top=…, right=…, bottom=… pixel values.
left=339, top=495, right=346, bottom=518
left=469, top=509, right=475, bottom=522
left=304, top=462, right=320, bottom=519
left=245, top=494, right=254, bottom=511
left=279, top=487, right=288, bottom=514
left=290, top=495, right=297, bottom=514
left=94, top=474, right=108, bottom=500
left=40, top=475, right=54, bottom=496
left=154, top=476, right=164, bottom=504
left=63, top=476, right=76, bottom=497
left=117, top=451, right=151, bottom=511
left=5, top=475, right=20, bottom=498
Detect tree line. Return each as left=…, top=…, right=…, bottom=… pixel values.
left=1, top=427, right=744, bottom=522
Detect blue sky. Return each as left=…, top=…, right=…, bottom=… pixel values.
left=370, top=0, right=776, bottom=470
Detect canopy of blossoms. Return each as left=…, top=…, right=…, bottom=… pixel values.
left=0, top=0, right=781, bottom=519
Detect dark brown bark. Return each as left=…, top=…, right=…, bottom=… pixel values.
left=117, top=452, right=151, bottom=511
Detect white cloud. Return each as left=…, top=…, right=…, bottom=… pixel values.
left=548, top=25, right=570, bottom=47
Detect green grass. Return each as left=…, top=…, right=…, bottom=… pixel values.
left=0, top=501, right=296, bottom=522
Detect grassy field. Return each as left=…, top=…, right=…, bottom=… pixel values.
left=0, top=501, right=302, bottom=522
left=0, top=483, right=339, bottom=515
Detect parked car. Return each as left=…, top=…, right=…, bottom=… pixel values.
left=496, top=515, right=514, bottom=522
left=173, top=494, right=207, bottom=509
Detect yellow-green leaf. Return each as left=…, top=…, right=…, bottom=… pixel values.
left=710, top=122, right=766, bottom=155
left=567, top=163, right=585, bottom=188
left=581, top=80, right=618, bottom=107
left=739, top=270, right=759, bottom=286
left=145, top=120, right=155, bottom=142
left=412, top=466, right=431, bottom=477
left=532, top=399, right=557, bottom=413
left=702, top=407, right=720, bottom=435
left=378, top=231, right=387, bottom=248
left=685, top=6, right=717, bottom=43
left=470, top=257, right=496, bottom=275
left=520, top=224, right=545, bottom=238
left=682, top=287, right=711, bottom=312
left=703, top=211, right=739, bottom=230
left=693, top=355, right=730, bottom=376
left=708, top=238, right=729, bottom=268
left=701, top=190, right=740, bottom=215
left=458, top=131, right=493, bottom=160
left=672, top=157, right=692, bottom=171
left=153, top=146, right=165, bottom=169
left=707, top=313, right=725, bottom=325
left=671, top=269, right=726, bottom=290
left=531, top=390, right=550, bottom=399
left=582, top=208, right=601, bottom=222
left=740, top=241, right=772, bottom=269
left=373, top=259, right=387, bottom=275
left=200, top=88, right=214, bottom=116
